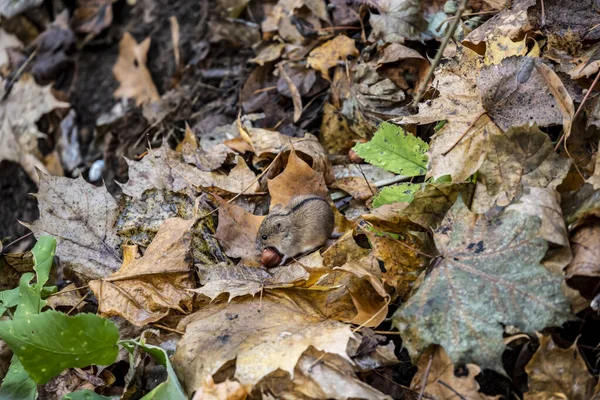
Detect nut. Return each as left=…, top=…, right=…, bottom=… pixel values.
left=261, top=248, right=282, bottom=268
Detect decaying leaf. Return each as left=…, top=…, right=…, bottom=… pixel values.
left=192, top=376, right=247, bottom=400
left=565, top=221, right=600, bottom=299
left=180, top=124, right=232, bottom=172
left=368, top=0, right=425, bottom=43
left=73, top=0, right=115, bottom=35
left=0, top=0, right=43, bottom=18
left=89, top=218, right=195, bottom=326
left=0, top=74, right=69, bottom=181
left=24, top=174, right=122, bottom=279
left=525, top=334, right=597, bottom=400
left=172, top=295, right=356, bottom=393
left=393, top=197, right=572, bottom=372
left=214, top=196, right=264, bottom=261
left=307, top=35, right=358, bottom=81
left=113, top=32, right=160, bottom=105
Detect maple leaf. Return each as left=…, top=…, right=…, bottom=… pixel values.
left=392, top=197, right=572, bottom=372
left=172, top=295, right=356, bottom=393
left=89, top=218, right=195, bottom=326
left=113, top=32, right=159, bottom=105
left=23, top=174, right=122, bottom=279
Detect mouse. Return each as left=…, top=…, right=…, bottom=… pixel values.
left=256, top=195, right=334, bottom=267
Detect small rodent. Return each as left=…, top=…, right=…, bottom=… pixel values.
left=256, top=195, right=334, bottom=266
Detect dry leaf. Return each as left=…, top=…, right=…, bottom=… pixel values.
left=368, top=0, right=425, bottom=43
left=172, top=294, right=356, bottom=393
left=278, top=63, right=302, bottom=122
left=89, top=218, right=195, bottom=326
left=525, top=334, right=597, bottom=400
left=331, top=177, right=376, bottom=201
left=484, top=36, right=527, bottom=65
left=565, top=221, right=600, bottom=299
left=24, top=174, right=122, bottom=279
left=0, top=74, right=69, bottom=181
left=113, top=32, right=160, bottom=105
left=534, top=63, right=575, bottom=140
left=73, top=0, right=115, bottom=35
left=192, top=376, right=247, bottom=400
left=307, top=35, right=358, bottom=81
left=214, top=196, right=264, bottom=261
left=319, top=102, right=361, bottom=154
left=46, top=283, right=87, bottom=311
left=180, top=124, right=231, bottom=172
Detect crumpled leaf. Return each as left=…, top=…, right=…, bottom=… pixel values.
left=0, top=0, right=43, bottom=18
left=179, top=124, right=232, bottom=172
left=214, top=196, right=264, bottom=261
left=113, top=32, right=159, bottom=105
left=368, top=0, right=425, bottom=43
left=120, top=145, right=259, bottom=199
left=89, top=218, right=195, bottom=326
left=73, top=0, right=115, bottom=36
left=193, top=262, right=309, bottom=301
left=307, top=35, right=358, bottom=81
left=24, top=174, right=122, bottom=279
left=472, top=124, right=571, bottom=212
left=392, top=197, right=572, bottom=372
left=352, top=122, right=428, bottom=176
left=172, top=294, right=356, bottom=393
left=411, top=346, right=494, bottom=400
left=0, top=74, right=69, bottom=181
left=192, top=376, right=247, bottom=400
left=524, top=334, right=597, bottom=400
left=565, top=221, right=600, bottom=299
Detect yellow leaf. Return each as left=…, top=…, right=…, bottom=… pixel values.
left=307, top=35, right=358, bottom=81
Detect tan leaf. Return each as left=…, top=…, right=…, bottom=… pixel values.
left=0, top=74, right=69, bottom=181
left=73, top=0, right=115, bottom=35
left=307, top=35, right=358, bottom=81
left=484, top=36, right=527, bottom=65
left=267, top=151, right=329, bottom=208
left=250, top=42, right=284, bottom=65
left=172, top=295, right=356, bottom=393
left=179, top=124, right=231, bottom=172
left=23, top=174, right=122, bottom=279
left=565, top=221, right=600, bottom=299
left=214, top=196, right=264, bottom=261
left=46, top=283, right=87, bottom=311
left=471, top=125, right=571, bottom=212
left=535, top=63, right=575, bottom=140
left=525, top=334, right=597, bottom=400
left=113, top=32, right=159, bottom=105
left=89, top=218, right=195, bottom=326
left=411, top=346, right=496, bottom=400
left=278, top=63, right=302, bottom=122
left=319, top=102, right=361, bottom=154
left=331, top=177, right=376, bottom=201
left=191, top=376, right=247, bottom=400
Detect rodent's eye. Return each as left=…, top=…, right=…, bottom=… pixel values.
left=261, top=235, right=268, bottom=240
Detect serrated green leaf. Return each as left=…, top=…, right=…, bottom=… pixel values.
left=0, top=311, right=119, bottom=384
left=62, top=390, right=116, bottom=400
left=392, top=197, right=572, bottom=371
left=373, top=183, right=420, bottom=207
left=0, top=356, right=36, bottom=400
left=353, top=122, right=429, bottom=176
left=121, top=338, right=186, bottom=400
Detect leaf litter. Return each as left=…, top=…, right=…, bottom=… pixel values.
left=2, top=0, right=600, bottom=399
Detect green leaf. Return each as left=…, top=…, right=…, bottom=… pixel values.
left=352, top=122, right=429, bottom=176
left=32, top=236, right=56, bottom=290
left=0, top=288, right=20, bottom=317
left=0, top=356, right=36, bottom=400
left=0, top=310, right=119, bottom=384
left=121, top=339, right=186, bottom=400
left=13, top=273, right=41, bottom=319
left=392, top=197, right=572, bottom=372
left=62, top=390, right=116, bottom=400
left=373, top=183, right=420, bottom=207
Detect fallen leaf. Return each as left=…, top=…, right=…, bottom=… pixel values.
left=89, top=218, right=195, bottom=326
left=307, top=35, right=358, bottom=81
left=331, top=177, right=376, bottom=201
left=180, top=124, right=231, bottom=172
left=524, top=334, right=597, bottom=400
left=368, top=0, right=426, bottom=43
left=0, top=29, right=21, bottom=67
left=267, top=151, right=329, bottom=208
left=411, top=346, right=494, bottom=400
left=24, top=174, right=122, bottom=279
left=278, top=63, right=302, bottom=122
left=530, top=0, right=600, bottom=41
left=471, top=124, right=571, bottom=212
left=113, top=32, right=160, bottom=105
left=377, top=43, right=430, bottom=92
left=0, top=74, right=69, bottom=181
left=0, top=0, right=43, bottom=18
left=565, top=221, right=600, bottom=299
left=172, top=294, right=356, bottom=393
left=393, top=197, right=572, bottom=372
left=192, top=376, right=247, bottom=400
left=46, top=283, right=87, bottom=311
left=250, top=42, right=284, bottom=65
left=484, top=36, right=527, bottom=65
left=214, top=196, right=264, bottom=261
left=319, top=102, right=362, bottom=154
left=534, top=62, right=575, bottom=140
left=73, top=0, right=115, bottom=36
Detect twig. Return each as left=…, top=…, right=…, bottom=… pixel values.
left=67, top=290, right=91, bottom=315
left=437, top=380, right=467, bottom=400
left=2, top=232, right=33, bottom=251
left=46, top=285, right=89, bottom=298
left=441, top=111, right=485, bottom=156
left=151, top=323, right=185, bottom=335
left=413, top=0, right=469, bottom=106
left=418, top=348, right=435, bottom=400
left=2, top=49, right=38, bottom=100
left=540, top=0, right=546, bottom=27
left=357, top=165, right=376, bottom=197
left=351, top=296, right=391, bottom=333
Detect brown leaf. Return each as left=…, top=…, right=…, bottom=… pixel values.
left=319, top=102, right=362, bottom=154
left=172, top=294, right=356, bottom=393
left=376, top=43, right=430, bottom=91
left=525, top=335, right=597, bottom=400
left=368, top=0, right=426, bottom=43
left=214, top=196, right=264, bottom=261
left=24, top=174, right=122, bottom=279
left=534, top=63, right=575, bottom=140
left=411, top=346, right=494, bottom=400
left=180, top=124, right=231, bottom=172
left=46, top=283, right=87, bottom=311
left=267, top=151, right=329, bottom=208
left=113, top=32, right=160, bottom=105
left=89, top=218, right=195, bottom=326
left=566, top=221, right=600, bottom=299
left=331, top=177, right=376, bottom=201
left=307, top=35, right=358, bottom=81
left=73, top=0, right=115, bottom=35
left=278, top=63, right=302, bottom=122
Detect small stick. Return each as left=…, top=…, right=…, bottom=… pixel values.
left=67, top=290, right=91, bottom=315
left=2, top=49, right=38, bottom=100
left=151, top=323, right=185, bottom=335
left=418, top=347, right=435, bottom=400
left=413, top=0, right=469, bottom=106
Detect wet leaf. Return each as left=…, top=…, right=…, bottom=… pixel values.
left=392, top=197, right=572, bottom=371
left=24, top=174, right=122, bottom=279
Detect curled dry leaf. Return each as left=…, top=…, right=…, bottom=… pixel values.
left=565, top=220, right=600, bottom=299
left=113, top=32, right=160, bottom=105
left=393, top=197, right=572, bottom=372
left=524, top=334, right=597, bottom=400
left=172, top=295, right=356, bottom=394
left=89, top=218, right=195, bottom=326
left=214, top=195, right=264, bottom=261
left=24, top=174, right=122, bottom=279
left=307, top=35, right=358, bottom=81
